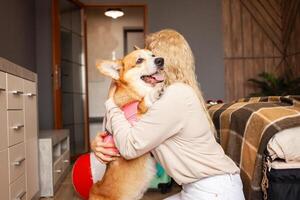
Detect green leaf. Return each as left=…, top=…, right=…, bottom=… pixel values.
left=248, top=70, right=300, bottom=96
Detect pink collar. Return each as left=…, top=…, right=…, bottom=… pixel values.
left=121, top=101, right=139, bottom=124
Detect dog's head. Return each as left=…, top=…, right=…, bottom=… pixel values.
left=97, top=49, right=165, bottom=97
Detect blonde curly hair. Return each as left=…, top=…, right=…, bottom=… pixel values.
left=145, top=29, right=216, bottom=134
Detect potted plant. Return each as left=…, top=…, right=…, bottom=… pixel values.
left=248, top=70, right=300, bottom=97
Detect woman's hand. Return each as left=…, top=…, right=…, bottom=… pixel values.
left=91, top=131, right=120, bottom=164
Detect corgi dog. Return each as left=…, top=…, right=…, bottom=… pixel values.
left=89, top=49, right=165, bottom=200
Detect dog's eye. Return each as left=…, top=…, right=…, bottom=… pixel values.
left=136, top=58, right=144, bottom=64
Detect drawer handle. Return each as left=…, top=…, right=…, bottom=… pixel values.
left=12, top=124, right=24, bottom=130
left=55, top=169, right=62, bottom=174
left=15, top=191, right=26, bottom=200
left=13, top=157, right=25, bottom=166
left=25, top=93, right=36, bottom=97
left=11, top=90, right=23, bottom=95
left=63, top=159, right=69, bottom=163
left=0, top=88, right=5, bottom=91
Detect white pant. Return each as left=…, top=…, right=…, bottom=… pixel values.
left=164, top=174, right=245, bottom=200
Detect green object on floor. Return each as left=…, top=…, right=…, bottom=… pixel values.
left=156, top=163, right=165, bottom=177
left=149, top=163, right=171, bottom=189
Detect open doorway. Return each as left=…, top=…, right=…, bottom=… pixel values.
left=52, top=2, right=146, bottom=155
left=84, top=5, right=147, bottom=142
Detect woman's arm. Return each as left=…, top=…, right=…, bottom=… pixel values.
left=105, top=85, right=187, bottom=159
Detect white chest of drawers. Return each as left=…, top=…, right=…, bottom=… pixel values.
left=0, top=60, right=39, bottom=200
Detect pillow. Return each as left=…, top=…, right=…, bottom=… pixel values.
left=267, top=126, right=300, bottom=162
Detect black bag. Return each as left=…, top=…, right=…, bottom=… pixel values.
left=262, top=151, right=300, bottom=200
left=266, top=163, right=300, bottom=200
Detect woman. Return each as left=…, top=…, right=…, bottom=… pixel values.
left=92, top=29, right=244, bottom=200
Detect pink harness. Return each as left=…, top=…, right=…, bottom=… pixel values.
left=122, top=101, right=139, bottom=123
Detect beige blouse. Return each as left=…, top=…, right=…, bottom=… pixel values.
left=105, top=83, right=239, bottom=185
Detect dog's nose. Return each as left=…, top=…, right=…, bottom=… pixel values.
left=154, top=57, right=164, bottom=69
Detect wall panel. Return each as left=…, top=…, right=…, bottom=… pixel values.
left=286, top=3, right=300, bottom=77
left=0, top=0, right=36, bottom=72
left=222, top=0, right=299, bottom=102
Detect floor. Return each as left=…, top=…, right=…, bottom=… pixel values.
left=40, top=170, right=181, bottom=200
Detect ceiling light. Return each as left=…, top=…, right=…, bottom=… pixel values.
left=104, top=8, right=124, bottom=19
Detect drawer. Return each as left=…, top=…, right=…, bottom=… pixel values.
left=8, top=110, right=24, bottom=146
left=53, top=158, right=63, bottom=185
left=23, top=80, right=36, bottom=96
left=7, top=74, right=23, bottom=110
left=0, top=71, right=6, bottom=90
left=0, top=82, right=7, bottom=151
left=9, top=142, right=25, bottom=183
left=10, top=175, right=26, bottom=200
left=24, top=90, right=37, bottom=141
left=0, top=150, right=9, bottom=200
left=62, top=151, right=70, bottom=172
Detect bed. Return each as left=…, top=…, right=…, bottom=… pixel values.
left=208, top=96, right=300, bottom=200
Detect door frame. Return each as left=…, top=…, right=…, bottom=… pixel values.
left=52, top=1, right=148, bottom=152
left=52, top=0, right=62, bottom=129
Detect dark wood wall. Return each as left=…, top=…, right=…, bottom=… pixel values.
left=222, top=0, right=300, bottom=102
left=285, top=0, right=300, bottom=77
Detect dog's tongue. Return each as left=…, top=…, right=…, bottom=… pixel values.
left=142, top=73, right=164, bottom=84
left=152, top=73, right=164, bottom=82
left=144, top=76, right=157, bottom=84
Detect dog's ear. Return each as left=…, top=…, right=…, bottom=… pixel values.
left=96, top=60, right=122, bottom=80
left=133, top=45, right=141, bottom=50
